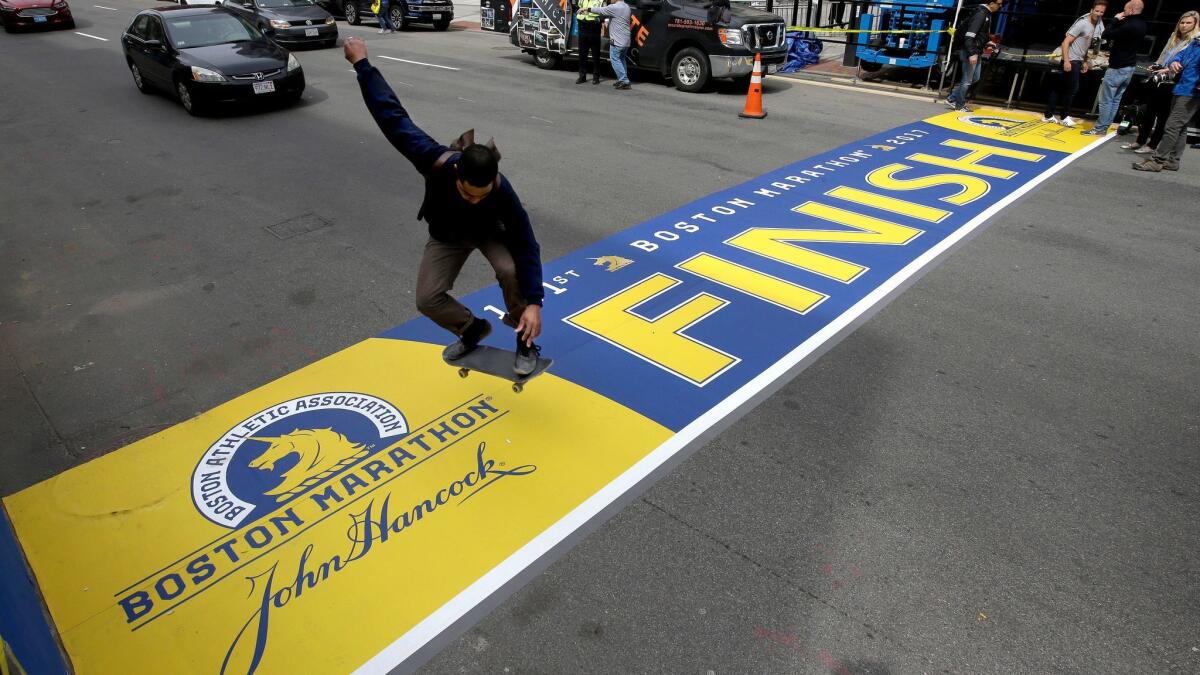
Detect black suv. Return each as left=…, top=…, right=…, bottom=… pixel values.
left=317, top=0, right=453, bottom=29
left=512, top=0, right=786, bottom=91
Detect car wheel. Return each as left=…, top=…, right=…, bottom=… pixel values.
left=671, top=46, right=709, bottom=93
left=858, top=60, right=883, bottom=73
left=129, top=62, right=151, bottom=94
left=533, top=48, right=561, bottom=70
left=433, top=17, right=449, bottom=30
left=176, top=81, right=203, bottom=116
left=344, top=1, right=359, bottom=25
left=388, top=4, right=404, bottom=30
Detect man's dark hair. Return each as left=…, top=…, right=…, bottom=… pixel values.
left=1092, top=0, right=1107, bottom=6
left=458, top=144, right=499, bottom=187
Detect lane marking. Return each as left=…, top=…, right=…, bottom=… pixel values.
left=530, top=115, right=554, bottom=125
left=74, top=31, right=109, bottom=41
left=93, top=4, right=119, bottom=10
left=376, top=54, right=459, bottom=71
left=457, top=97, right=475, bottom=103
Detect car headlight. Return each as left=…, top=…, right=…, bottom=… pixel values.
left=269, top=18, right=289, bottom=29
left=287, top=53, right=300, bottom=72
left=718, top=28, right=743, bottom=46
left=324, top=16, right=334, bottom=24
left=191, top=66, right=226, bottom=82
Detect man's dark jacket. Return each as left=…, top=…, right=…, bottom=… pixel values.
left=354, top=58, right=544, bottom=306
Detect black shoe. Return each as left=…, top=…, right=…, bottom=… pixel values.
left=593, top=78, right=600, bottom=85
left=575, top=76, right=587, bottom=84
left=616, top=82, right=631, bottom=90
left=514, top=337, right=541, bottom=376
left=443, top=317, right=491, bottom=360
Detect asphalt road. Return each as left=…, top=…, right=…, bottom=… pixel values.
left=2, top=3, right=1198, bottom=673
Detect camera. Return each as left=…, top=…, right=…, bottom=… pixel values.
left=1148, top=64, right=1178, bottom=86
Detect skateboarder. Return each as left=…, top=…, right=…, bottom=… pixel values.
left=344, top=37, right=545, bottom=375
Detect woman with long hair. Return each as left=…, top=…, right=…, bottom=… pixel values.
left=1123, top=11, right=1199, bottom=152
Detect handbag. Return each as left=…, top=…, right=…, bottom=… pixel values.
left=371, top=0, right=381, bottom=14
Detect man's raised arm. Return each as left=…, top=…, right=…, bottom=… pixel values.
left=344, top=37, right=447, bottom=175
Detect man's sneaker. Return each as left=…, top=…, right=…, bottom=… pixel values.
left=1162, top=160, right=1180, bottom=171
left=1060, top=116, right=1079, bottom=128
left=1134, top=145, right=1155, bottom=154
left=1132, top=159, right=1164, bottom=172
left=1042, top=115, right=1060, bottom=124
left=514, top=337, right=541, bottom=376
left=1081, top=128, right=1107, bottom=136
left=443, top=317, right=492, bottom=361
left=616, top=82, right=631, bottom=90
left=944, top=99, right=959, bottom=110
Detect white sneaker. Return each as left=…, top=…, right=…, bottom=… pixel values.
left=378, top=28, right=386, bottom=34
left=1060, top=116, right=1078, bottom=128
left=1042, top=115, right=1060, bottom=124
left=1134, top=145, right=1154, bottom=154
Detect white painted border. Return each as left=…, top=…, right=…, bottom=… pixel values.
left=354, top=131, right=1110, bottom=675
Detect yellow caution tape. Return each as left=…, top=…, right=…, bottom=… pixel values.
left=786, top=25, right=956, bottom=36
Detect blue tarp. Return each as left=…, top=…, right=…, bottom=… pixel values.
left=780, top=30, right=823, bottom=73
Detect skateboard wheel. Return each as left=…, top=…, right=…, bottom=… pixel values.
left=512, top=383, right=523, bottom=393
left=458, top=368, right=469, bottom=378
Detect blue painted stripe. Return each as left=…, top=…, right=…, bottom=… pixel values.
left=382, top=121, right=1068, bottom=430
left=0, top=508, right=69, bottom=675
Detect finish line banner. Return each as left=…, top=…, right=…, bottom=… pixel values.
left=0, top=110, right=1101, bottom=675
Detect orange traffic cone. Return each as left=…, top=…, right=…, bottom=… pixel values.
left=739, top=53, right=766, bottom=119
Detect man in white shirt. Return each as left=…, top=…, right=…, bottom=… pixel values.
left=1043, top=0, right=1107, bottom=127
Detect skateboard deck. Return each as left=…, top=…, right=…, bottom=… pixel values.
left=444, top=344, right=553, bottom=393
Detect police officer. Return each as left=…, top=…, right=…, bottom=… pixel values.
left=575, top=0, right=603, bottom=84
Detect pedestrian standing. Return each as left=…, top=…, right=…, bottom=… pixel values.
left=1043, top=0, right=1108, bottom=127
left=592, top=0, right=632, bottom=89
left=575, top=0, right=604, bottom=85
left=1083, top=0, right=1146, bottom=135
left=376, top=0, right=395, bottom=34
left=945, top=0, right=1003, bottom=112
left=1123, top=11, right=1199, bottom=153
left=344, top=37, right=547, bottom=373
left=1133, top=36, right=1200, bottom=172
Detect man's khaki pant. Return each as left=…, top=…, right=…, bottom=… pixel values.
left=415, top=237, right=527, bottom=337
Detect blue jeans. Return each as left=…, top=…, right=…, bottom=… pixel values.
left=948, top=50, right=981, bottom=107
left=1094, top=65, right=1135, bottom=131
left=377, top=0, right=394, bottom=29
left=610, top=44, right=629, bottom=84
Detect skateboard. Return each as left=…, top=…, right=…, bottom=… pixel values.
left=444, top=344, right=553, bottom=393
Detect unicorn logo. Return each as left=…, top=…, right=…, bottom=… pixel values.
left=589, top=255, right=634, bottom=272
left=191, top=392, right=408, bottom=528
left=248, top=428, right=371, bottom=501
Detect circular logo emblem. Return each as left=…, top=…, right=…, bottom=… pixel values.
left=191, top=392, right=408, bottom=528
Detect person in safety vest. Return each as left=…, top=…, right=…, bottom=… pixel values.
left=575, top=0, right=604, bottom=84
left=343, top=37, right=546, bottom=374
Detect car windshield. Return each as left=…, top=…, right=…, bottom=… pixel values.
left=257, top=0, right=314, bottom=8
left=166, top=13, right=263, bottom=49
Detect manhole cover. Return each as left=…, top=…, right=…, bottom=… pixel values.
left=265, top=212, right=332, bottom=240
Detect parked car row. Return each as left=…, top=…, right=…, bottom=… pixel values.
left=178, top=0, right=454, bottom=34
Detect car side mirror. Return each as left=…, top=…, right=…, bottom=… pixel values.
left=143, top=39, right=165, bottom=50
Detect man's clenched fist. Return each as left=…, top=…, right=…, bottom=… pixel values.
left=344, top=36, right=368, bottom=65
